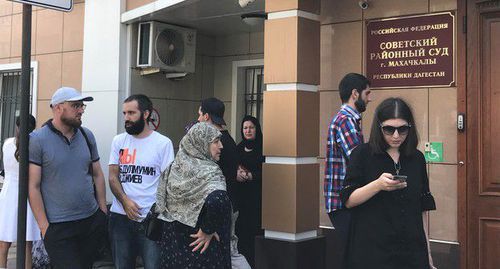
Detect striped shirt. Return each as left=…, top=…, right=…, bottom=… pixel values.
left=324, top=104, right=364, bottom=213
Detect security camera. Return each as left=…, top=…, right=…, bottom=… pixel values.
left=358, top=1, right=369, bottom=9
left=239, top=0, right=255, bottom=8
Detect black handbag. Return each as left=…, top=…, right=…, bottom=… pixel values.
left=144, top=203, right=163, bottom=241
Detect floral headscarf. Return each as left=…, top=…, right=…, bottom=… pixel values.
left=156, top=122, right=226, bottom=227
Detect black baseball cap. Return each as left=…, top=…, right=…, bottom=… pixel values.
left=200, top=97, right=226, bottom=126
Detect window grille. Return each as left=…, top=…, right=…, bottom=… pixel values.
left=0, top=71, right=33, bottom=171
left=244, top=66, right=264, bottom=124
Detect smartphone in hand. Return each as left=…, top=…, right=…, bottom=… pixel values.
left=392, top=175, right=407, bottom=183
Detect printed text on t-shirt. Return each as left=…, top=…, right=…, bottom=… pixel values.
left=119, top=148, right=156, bottom=184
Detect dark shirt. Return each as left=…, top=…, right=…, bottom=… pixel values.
left=159, top=190, right=231, bottom=269
left=340, top=143, right=436, bottom=269
left=234, top=143, right=264, bottom=221
left=234, top=143, right=265, bottom=266
left=217, top=130, right=239, bottom=210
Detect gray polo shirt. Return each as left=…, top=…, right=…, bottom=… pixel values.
left=29, top=120, right=99, bottom=223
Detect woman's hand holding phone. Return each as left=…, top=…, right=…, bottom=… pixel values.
left=377, top=173, right=407, bottom=192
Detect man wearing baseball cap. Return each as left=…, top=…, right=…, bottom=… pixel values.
left=197, top=97, right=251, bottom=269
left=28, top=87, right=108, bottom=269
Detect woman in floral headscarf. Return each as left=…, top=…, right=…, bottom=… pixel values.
left=156, top=122, right=231, bottom=269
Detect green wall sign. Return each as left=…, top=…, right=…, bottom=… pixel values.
left=425, top=142, right=443, bottom=162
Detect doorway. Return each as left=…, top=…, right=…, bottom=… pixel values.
left=464, top=1, right=500, bottom=268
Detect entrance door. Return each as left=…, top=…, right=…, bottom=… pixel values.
left=466, top=1, right=500, bottom=268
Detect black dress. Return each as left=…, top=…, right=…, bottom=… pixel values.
left=218, top=130, right=239, bottom=211
left=234, top=144, right=265, bottom=266
left=340, top=143, right=436, bottom=269
left=159, top=190, right=232, bottom=269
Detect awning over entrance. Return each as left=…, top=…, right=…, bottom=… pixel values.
left=121, top=0, right=265, bottom=36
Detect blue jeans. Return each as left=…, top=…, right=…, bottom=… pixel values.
left=109, top=212, right=160, bottom=269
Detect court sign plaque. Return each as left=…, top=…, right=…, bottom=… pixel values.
left=366, top=12, right=455, bottom=88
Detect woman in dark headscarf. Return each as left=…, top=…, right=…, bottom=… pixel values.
left=156, top=122, right=231, bottom=269
left=234, top=115, right=265, bottom=267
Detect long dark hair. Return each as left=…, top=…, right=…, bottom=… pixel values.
left=368, top=98, right=418, bottom=156
left=15, top=114, right=36, bottom=161
left=240, top=115, right=263, bottom=152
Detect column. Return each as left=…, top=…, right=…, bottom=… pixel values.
left=81, top=0, right=129, bottom=202
left=256, top=1, right=323, bottom=268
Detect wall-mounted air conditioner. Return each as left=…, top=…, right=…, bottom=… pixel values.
left=137, top=21, right=196, bottom=74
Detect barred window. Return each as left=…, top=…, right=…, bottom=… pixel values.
left=0, top=70, right=33, bottom=172
left=244, top=66, right=264, bottom=123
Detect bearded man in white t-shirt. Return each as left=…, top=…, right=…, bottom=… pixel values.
left=108, top=94, right=174, bottom=269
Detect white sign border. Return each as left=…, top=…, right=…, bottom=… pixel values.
left=11, top=0, right=73, bottom=12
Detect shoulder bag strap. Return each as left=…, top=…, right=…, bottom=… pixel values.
left=79, top=127, right=95, bottom=182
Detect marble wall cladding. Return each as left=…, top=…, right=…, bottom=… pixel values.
left=429, top=88, right=458, bottom=163
left=10, top=12, right=36, bottom=58
left=362, top=0, right=428, bottom=20
left=62, top=3, right=84, bottom=51
left=320, top=0, right=362, bottom=25
left=0, top=16, right=11, bottom=59
left=61, top=51, right=83, bottom=91
left=0, top=1, right=12, bottom=17
left=126, top=0, right=154, bottom=11
left=320, top=21, right=363, bottom=91
left=36, top=100, right=51, bottom=128
left=36, top=53, right=63, bottom=100
left=0, top=3, right=85, bottom=125
left=35, top=9, right=63, bottom=55
left=430, top=0, right=457, bottom=12
left=429, top=164, right=458, bottom=241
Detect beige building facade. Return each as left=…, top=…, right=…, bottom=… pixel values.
left=0, top=0, right=499, bottom=268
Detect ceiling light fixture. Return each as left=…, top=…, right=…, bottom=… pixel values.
left=239, top=0, right=256, bottom=8
left=241, top=12, right=267, bottom=26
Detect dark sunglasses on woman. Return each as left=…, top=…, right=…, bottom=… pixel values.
left=380, top=124, right=412, bottom=136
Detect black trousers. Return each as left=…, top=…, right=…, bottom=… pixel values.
left=328, top=209, right=351, bottom=269
left=43, top=209, right=107, bottom=269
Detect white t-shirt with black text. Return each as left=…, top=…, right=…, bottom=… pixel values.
left=109, top=131, right=174, bottom=220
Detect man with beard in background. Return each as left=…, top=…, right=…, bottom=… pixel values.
left=324, top=73, right=371, bottom=269
left=108, top=94, right=174, bottom=269
left=29, top=87, right=108, bottom=269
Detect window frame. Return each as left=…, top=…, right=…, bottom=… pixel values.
left=231, top=59, right=264, bottom=141
left=0, top=61, right=38, bottom=166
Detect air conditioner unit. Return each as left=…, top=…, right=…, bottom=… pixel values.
left=137, top=22, right=196, bottom=73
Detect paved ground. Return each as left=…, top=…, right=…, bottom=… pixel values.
left=6, top=243, right=17, bottom=268
left=7, top=244, right=145, bottom=269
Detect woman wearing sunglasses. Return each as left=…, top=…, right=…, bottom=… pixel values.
left=340, top=98, right=437, bottom=269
